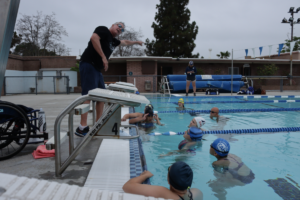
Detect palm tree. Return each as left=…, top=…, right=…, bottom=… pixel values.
left=216, top=51, right=231, bottom=59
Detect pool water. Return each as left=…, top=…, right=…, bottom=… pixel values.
left=136, top=95, right=300, bottom=200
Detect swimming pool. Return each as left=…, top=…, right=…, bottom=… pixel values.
left=136, top=94, right=300, bottom=200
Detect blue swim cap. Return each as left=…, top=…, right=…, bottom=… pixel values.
left=211, top=138, right=230, bottom=157
left=168, top=161, right=193, bottom=191
left=189, top=127, right=203, bottom=141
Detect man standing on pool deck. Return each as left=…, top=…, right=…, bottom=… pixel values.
left=185, top=61, right=197, bottom=96
left=75, top=22, right=143, bottom=137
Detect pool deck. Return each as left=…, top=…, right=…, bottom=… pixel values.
left=1, top=90, right=300, bottom=186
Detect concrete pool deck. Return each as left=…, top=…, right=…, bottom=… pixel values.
left=1, top=90, right=300, bottom=186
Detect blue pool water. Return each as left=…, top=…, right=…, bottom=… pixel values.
left=136, top=95, right=300, bottom=200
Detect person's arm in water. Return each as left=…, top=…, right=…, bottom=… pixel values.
left=123, top=171, right=171, bottom=198
left=90, top=33, right=108, bottom=71
left=153, top=114, right=162, bottom=125
left=121, top=113, right=143, bottom=122
left=128, top=113, right=148, bottom=124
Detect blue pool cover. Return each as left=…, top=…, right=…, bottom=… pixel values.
left=167, top=75, right=244, bottom=93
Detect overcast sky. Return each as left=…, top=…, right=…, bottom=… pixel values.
left=16, top=0, right=300, bottom=59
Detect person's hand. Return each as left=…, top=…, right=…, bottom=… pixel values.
left=121, top=117, right=126, bottom=121
left=142, top=113, right=148, bottom=121
left=102, top=57, right=108, bottom=71
left=153, top=114, right=158, bottom=120
left=140, top=170, right=153, bottom=178
left=136, top=41, right=143, bottom=46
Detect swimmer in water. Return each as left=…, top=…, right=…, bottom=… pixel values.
left=176, top=98, right=200, bottom=116
left=160, top=117, right=206, bottom=157
left=121, top=107, right=162, bottom=125
left=208, top=138, right=255, bottom=199
left=177, top=98, right=185, bottom=110
left=123, top=161, right=203, bottom=200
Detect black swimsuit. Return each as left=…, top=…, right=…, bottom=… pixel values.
left=177, top=189, right=193, bottom=200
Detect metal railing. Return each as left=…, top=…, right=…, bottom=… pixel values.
left=244, top=76, right=300, bottom=92
left=4, top=76, right=70, bottom=95
left=54, top=94, right=141, bottom=177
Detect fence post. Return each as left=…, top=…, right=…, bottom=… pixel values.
left=153, top=76, right=155, bottom=93
left=119, top=76, right=121, bottom=82
left=280, top=79, right=283, bottom=92
left=35, top=76, right=37, bottom=95
left=67, top=76, right=70, bottom=94
left=3, top=77, right=6, bottom=96
left=53, top=77, right=56, bottom=94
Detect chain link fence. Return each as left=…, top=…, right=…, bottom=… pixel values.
left=4, top=76, right=70, bottom=95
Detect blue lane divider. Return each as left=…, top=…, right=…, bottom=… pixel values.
left=148, top=127, right=300, bottom=135
left=157, top=108, right=300, bottom=114
left=160, top=100, right=300, bottom=104
left=149, top=95, right=300, bottom=99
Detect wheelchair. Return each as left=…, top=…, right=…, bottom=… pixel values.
left=0, top=101, right=48, bottom=160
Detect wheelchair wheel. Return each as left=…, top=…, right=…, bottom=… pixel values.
left=0, top=101, right=30, bottom=160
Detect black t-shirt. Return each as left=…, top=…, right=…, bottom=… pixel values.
left=185, top=66, right=197, bottom=79
left=81, top=26, right=121, bottom=71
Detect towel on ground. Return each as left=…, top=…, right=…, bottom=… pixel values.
left=32, top=145, right=55, bottom=159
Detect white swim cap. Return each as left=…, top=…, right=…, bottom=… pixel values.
left=194, top=117, right=206, bottom=128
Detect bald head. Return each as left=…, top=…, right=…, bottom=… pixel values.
left=210, top=107, right=219, bottom=118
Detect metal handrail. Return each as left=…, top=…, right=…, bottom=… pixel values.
left=54, top=95, right=141, bottom=177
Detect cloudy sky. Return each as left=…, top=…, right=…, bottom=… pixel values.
left=16, top=0, right=300, bottom=59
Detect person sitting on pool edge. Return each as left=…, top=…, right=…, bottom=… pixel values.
left=123, top=161, right=203, bottom=200
left=121, top=107, right=162, bottom=125
left=209, top=138, right=255, bottom=185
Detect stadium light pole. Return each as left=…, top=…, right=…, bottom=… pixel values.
left=281, top=7, right=300, bottom=85
left=281, top=7, right=300, bottom=42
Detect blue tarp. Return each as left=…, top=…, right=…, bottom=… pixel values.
left=167, top=75, right=243, bottom=82
left=167, top=75, right=244, bottom=93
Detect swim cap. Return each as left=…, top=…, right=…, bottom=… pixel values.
left=189, top=127, right=203, bottom=141
left=146, top=104, right=154, bottom=110
left=194, top=117, right=205, bottom=128
left=145, top=108, right=153, bottom=117
left=178, top=98, right=184, bottom=104
left=145, top=106, right=153, bottom=115
left=189, top=61, right=194, bottom=66
left=211, top=138, right=230, bottom=157
left=168, top=161, right=193, bottom=191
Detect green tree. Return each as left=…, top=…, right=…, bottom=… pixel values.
left=10, top=31, right=22, bottom=53
left=196, top=67, right=204, bottom=75
left=145, top=0, right=199, bottom=58
left=216, top=51, right=231, bottom=59
left=257, top=64, right=278, bottom=76
left=281, top=36, right=300, bottom=53
left=13, top=42, right=57, bottom=56
left=13, top=42, right=40, bottom=56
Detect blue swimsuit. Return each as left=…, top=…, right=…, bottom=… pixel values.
left=214, top=155, right=255, bottom=184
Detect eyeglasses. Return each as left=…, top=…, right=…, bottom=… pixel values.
left=117, top=24, right=124, bottom=33
left=210, top=144, right=228, bottom=153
